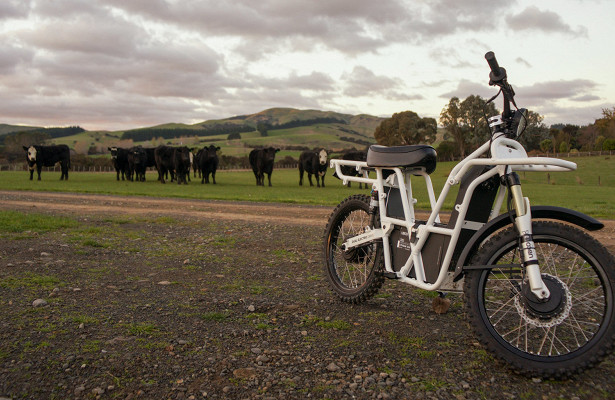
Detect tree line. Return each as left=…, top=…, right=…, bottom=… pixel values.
left=374, top=95, right=615, bottom=161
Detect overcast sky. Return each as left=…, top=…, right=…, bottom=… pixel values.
left=1, top=0, right=613, bottom=131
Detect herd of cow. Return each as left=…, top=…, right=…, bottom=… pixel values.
left=22, top=143, right=369, bottom=187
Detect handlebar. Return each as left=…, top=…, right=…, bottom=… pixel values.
left=485, top=51, right=507, bottom=83
left=485, top=51, right=514, bottom=119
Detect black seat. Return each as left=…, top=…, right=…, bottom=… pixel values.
left=366, top=145, right=437, bottom=174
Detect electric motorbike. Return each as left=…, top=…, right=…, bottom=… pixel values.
left=324, top=51, right=615, bottom=377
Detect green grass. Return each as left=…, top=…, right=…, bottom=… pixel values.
left=1, top=155, right=614, bottom=218
left=124, top=322, right=160, bottom=337
left=0, top=273, right=63, bottom=289
left=200, top=312, right=229, bottom=322
left=0, top=210, right=78, bottom=233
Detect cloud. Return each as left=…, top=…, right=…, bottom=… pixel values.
left=515, top=57, right=532, bottom=68
left=342, top=66, right=421, bottom=101
left=0, top=0, right=32, bottom=20
left=439, top=79, right=496, bottom=100
left=516, top=79, right=598, bottom=103
left=571, top=94, right=601, bottom=102
left=0, top=44, right=34, bottom=73
left=535, top=102, right=612, bottom=126
left=506, top=6, right=587, bottom=36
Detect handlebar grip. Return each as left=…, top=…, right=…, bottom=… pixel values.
left=485, top=52, right=500, bottom=73
left=485, top=51, right=506, bottom=83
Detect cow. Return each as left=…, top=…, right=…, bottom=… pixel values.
left=199, top=145, right=220, bottom=184
left=333, top=150, right=368, bottom=188
left=298, top=148, right=328, bottom=187
left=249, top=147, right=280, bottom=186
left=108, top=147, right=130, bottom=181
left=127, top=146, right=148, bottom=182
left=173, top=146, right=192, bottom=184
left=193, top=148, right=204, bottom=179
left=186, top=151, right=193, bottom=182
left=142, top=147, right=162, bottom=181
left=24, top=144, right=70, bottom=181
left=154, top=145, right=176, bottom=184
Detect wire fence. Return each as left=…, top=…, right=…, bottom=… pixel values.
left=0, top=164, right=301, bottom=173
left=2, top=151, right=612, bottom=173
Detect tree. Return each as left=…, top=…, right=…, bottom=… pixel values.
left=595, top=107, right=615, bottom=138
left=518, top=110, right=549, bottom=151
left=559, top=141, right=569, bottom=153
left=595, top=135, right=606, bottom=151
left=459, top=95, right=498, bottom=147
left=227, top=132, right=241, bottom=140
left=2, top=130, right=51, bottom=162
left=436, top=140, right=457, bottom=161
left=439, top=97, right=466, bottom=157
left=256, top=122, right=270, bottom=137
left=440, top=95, right=498, bottom=157
left=540, top=139, right=552, bottom=154
left=373, top=111, right=436, bottom=146
left=561, top=124, right=580, bottom=150
left=603, top=138, right=615, bottom=151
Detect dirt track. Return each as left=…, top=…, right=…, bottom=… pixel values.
left=0, top=190, right=613, bottom=249
left=1, top=190, right=615, bottom=399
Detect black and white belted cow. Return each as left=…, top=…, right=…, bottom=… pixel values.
left=298, top=148, right=328, bottom=187
left=23, top=144, right=71, bottom=181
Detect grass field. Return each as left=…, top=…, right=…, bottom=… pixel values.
left=1, top=155, right=613, bottom=218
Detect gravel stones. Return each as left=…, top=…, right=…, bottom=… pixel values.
left=32, top=298, right=47, bottom=307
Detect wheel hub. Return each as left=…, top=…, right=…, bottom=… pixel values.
left=514, top=274, right=572, bottom=328
left=521, top=275, right=566, bottom=319
left=343, top=245, right=369, bottom=263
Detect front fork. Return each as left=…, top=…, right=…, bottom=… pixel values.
left=506, top=173, right=550, bottom=300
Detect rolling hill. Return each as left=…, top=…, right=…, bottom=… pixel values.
left=49, top=108, right=385, bottom=158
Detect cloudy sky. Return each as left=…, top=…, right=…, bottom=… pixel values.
left=1, top=0, right=613, bottom=131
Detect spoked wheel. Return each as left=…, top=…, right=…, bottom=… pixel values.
left=324, top=195, right=384, bottom=303
left=464, top=221, right=615, bottom=378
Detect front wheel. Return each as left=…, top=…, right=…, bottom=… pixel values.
left=464, top=221, right=615, bottom=378
left=324, top=194, right=384, bottom=303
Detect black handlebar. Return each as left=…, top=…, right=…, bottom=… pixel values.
left=485, top=51, right=515, bottom=119
left=485, top=51, right=507, bottom=83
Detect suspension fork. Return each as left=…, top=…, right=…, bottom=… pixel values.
left=505, top=173, right=551, bottom=300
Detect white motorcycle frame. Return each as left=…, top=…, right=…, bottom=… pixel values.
left=331, top=135, right=576, bottom=294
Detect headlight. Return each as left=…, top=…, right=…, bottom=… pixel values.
left=511, top=108, right=528, bottom=138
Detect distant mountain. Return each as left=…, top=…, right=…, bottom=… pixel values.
left=0, top=124, right=41, bottom=136
left=5, top=108, right=385, bottom=156
left=118, top=108, right=383, bottom=153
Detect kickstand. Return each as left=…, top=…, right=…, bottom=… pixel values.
left=432, top=291, right=451, bottom=314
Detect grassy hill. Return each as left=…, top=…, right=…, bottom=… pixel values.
left=48, top=108, right=384, bottom=159
left=0, top=124, right=41, bottom=136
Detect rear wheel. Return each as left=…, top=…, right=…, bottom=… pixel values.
left=464, top=221, right=615, bottom=378
left=324, top=195, right=384, bottom=303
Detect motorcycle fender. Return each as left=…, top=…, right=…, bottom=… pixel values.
left=452, top=206, right=604, bottom=280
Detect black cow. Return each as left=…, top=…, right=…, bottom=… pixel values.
left=24, top=145, right=70, bottom=181
left=142, top=147, right=162, bottom=181
left=249, top=147, right=280, bottom=186
left=154, top=145, right=175, bottom=184
left=299, top=148, right=328, bottom=187
left=144, top=147, right=157, bottom=169
left=127, top=146, right=147, bottom=182
left=108, top=147, right=129, bottom=181
left=333, top=150, right=368, bottom=188
left=199, top=145, right=220, bottom=184
left=173, top=146, right=192, bottom=184
left=193, top=148, right=203, bottom=179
